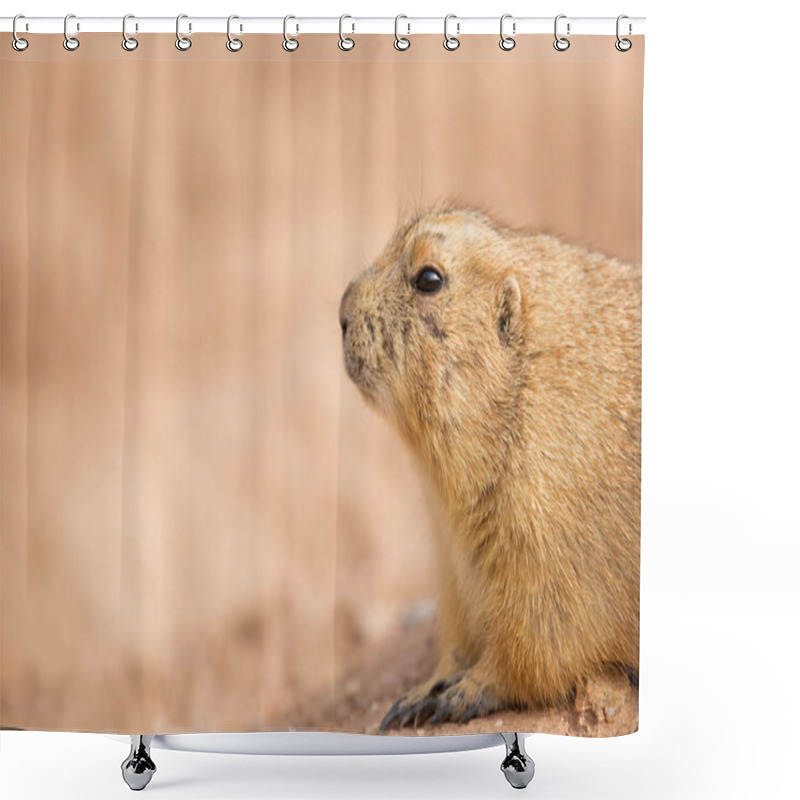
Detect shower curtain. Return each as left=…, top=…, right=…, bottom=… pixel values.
left=0, top=30, right=643, bottom=737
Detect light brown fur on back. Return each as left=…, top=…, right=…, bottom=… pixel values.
left=339, top=207, right=640, bottom=729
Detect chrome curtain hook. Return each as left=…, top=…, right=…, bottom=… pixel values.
left=615, top=14, right=632, bottom=51
left=553, top=14, right=570, bottom=51
left=283, top=15, right=299, bottom=51
left=175, top=13, right=192, bottom=51
left=443, top=14, right=460, bottom=51
left=499, top=14, right=516, bottom=51
left=122, top=14, right=139, bottom=51
left=394, top=14, right=410, bottom=51
left=63, top=13, right=80, bottom=51
left=339, top=14, right=355, bottom=51
left=12, top=14, right=29, bottom=51
left=227, top=14, right=243, bottom=51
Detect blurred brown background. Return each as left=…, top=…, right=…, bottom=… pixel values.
left=0, top=33, right=642, bottom=733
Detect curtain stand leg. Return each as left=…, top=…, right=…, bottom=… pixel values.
left=121, top=735, right=157, bottom=791
left=500, top=733, right=535, bottom=789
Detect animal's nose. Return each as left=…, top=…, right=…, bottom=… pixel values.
left=339, top=281, right=356, bottom=338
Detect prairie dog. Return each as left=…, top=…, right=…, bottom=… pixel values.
left=339, top=207, right=640, bottom=729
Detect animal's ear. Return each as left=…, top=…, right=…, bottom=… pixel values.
left=497, top=276, right=522, bottom=347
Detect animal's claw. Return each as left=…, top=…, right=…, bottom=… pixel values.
left=380, top=670, right=502, bottom=731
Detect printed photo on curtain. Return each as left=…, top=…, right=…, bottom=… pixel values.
left=0, top=25, right=643, bottom=745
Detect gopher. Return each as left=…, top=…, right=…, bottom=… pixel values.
left=339, top=207, right=640, bottom=730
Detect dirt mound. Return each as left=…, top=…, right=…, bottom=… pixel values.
left=282, top=613, right=638, bottom=738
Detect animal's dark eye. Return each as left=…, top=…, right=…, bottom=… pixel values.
left=413, top=267, right=444, bottom=294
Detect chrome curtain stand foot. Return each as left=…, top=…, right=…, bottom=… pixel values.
left=121, top=735, right=157, bottom=791
left=500, top=733, right=535, bottom=789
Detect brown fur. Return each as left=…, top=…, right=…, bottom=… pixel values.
left=339, top=207, right=640, bottom=729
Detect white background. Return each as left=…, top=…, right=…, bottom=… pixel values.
left=2, top=1, right=798, bottom=798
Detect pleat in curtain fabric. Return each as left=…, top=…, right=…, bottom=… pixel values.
left=0, top=33, right=643, bottom=735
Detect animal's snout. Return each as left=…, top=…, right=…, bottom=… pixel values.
left=339, top=280, right=357, bottom=339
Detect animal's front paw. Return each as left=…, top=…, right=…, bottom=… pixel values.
left=380, top=670, right=502, bottom=731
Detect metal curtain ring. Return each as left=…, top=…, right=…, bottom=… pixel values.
left=283, top=15, right=299, bottom=51
left=339, top=14, right=355, bottom=51
left=122, top=14, right=138, bottom=51
left=175, top=14, right=192, bottom=51
left=499, top=14, right=516, bottom=51
left=553, top=14, right=570, bottom=51
left=616, top=14, right=632, bottom=51
left=12, top=14, right=29, bottom=51
left=63, top=13, right=80, bottom=51
left=394, top=14, right=410, bottom=51
left=443, top=14, right=460, bottom=51
left=227, top=15, right=243, bottom=51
